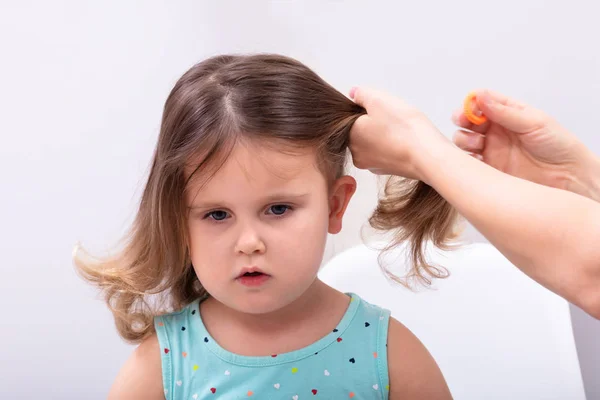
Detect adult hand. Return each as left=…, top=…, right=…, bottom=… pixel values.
left=348, top=87, right=451, bottom=182
left=452, top=90, right=599, bottom=200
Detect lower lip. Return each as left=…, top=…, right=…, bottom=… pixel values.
left=237, top=274, right=271, bottom=287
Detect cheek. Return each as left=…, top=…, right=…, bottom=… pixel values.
left=187, top=224, right=229, bottom=278
left=272, top=202, right=330, bottom=271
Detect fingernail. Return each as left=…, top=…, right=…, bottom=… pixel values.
left=451, top=110, right=461, bottom=123
left=349, top=87, right=357, bottom=99
left=481, top=91, right=494, bottom=107
left=468, top=135, right=482, bottom=148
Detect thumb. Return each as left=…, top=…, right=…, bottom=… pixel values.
left=477, top=90, right=543, bottom=133
left=350, top=86, right=411, bottom=112
left=349, top=113, right=374, bottom=136
left=349, top=86, right=378, bottom=110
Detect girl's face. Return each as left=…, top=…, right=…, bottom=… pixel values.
left=185, top=140, right=356, bottom=315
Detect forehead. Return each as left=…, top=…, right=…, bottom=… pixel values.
left=185, top=140, right=326, bottom=204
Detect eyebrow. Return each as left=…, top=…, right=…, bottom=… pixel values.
left=188, top=193, right=310, bottom=209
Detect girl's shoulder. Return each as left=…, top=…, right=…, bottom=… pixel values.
left=386, top=317, right=453, bottom=399
left=157, top=297, right=201, bottom=318
left=349, top=294, right=452, bottom=398
left=107, top=333, right=164, bottom=400
left=153, top=297, right=202, bottom=354
left=152, top=298, right=205, bottom=400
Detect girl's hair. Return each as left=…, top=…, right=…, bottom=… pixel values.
left=73, top=54, right=459, bottom=343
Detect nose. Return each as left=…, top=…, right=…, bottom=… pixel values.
left=234, top=223, right=266, bottom=255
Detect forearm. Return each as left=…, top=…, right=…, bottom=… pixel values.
left=416, top=143, right=600, bottom=317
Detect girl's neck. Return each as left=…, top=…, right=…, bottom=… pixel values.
left=199, top=279, right=350, bottom=356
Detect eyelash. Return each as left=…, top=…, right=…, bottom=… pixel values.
left=202, top=204, right=294, bottom=222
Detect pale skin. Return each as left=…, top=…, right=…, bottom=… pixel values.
left=108, top=140, right=452, bottom=399
left=348, top=87, right=600, bottom=319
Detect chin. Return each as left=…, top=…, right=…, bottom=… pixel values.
left=205, top=276, right=319, bottom=315
left=236, top=292, right=296, bottom=314
left=221, top=286, right=305, bottom=315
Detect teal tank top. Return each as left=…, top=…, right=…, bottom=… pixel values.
left=155, top=293, right=391, bottom=399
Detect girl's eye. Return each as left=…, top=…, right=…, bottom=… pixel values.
left=205, top=210, right=229, bottom=221
left=268, top=205, right=291, bottom=216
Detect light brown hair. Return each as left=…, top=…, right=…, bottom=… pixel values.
left=74, top=54, right=459, bottom=343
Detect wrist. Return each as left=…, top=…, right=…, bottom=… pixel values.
left=568, top=146, right=600, bottom=202
left=413, top=139, right=459, bottom=186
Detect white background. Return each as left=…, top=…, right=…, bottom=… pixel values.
left=1, top=1, right=598, bottom=398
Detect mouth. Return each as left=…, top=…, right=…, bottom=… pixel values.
left=241, top=271, right=266, bottom=277
left=236, top=267, right=271, bottom=287
left=237, top=267, right=269, bottom=278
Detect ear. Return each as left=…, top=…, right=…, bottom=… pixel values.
left=328, top=175, right=357, bottom=234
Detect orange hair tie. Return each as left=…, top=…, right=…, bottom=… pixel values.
left=463, top=92, right=487, bottom=125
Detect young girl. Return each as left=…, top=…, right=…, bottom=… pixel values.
left=75, top=54, right=454, bottom=399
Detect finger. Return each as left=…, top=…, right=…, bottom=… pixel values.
left=350, top=86, right=384, bottom=109
left=349, top=86, right=411, bottom=112
left=470, top=153, right=484, bottom=161
left=452, top=129, right=485, bottom=152
left=349, top=114, right=373, bottom=138
left=349, top=86, right=374, bottom=109
left=475, top=89, right=544, bottom=133
left=455, top=147, right=484, bottom=160
left=451, top=109, right=490, bottom=134
left=473, top=89, right=527, bottom=109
